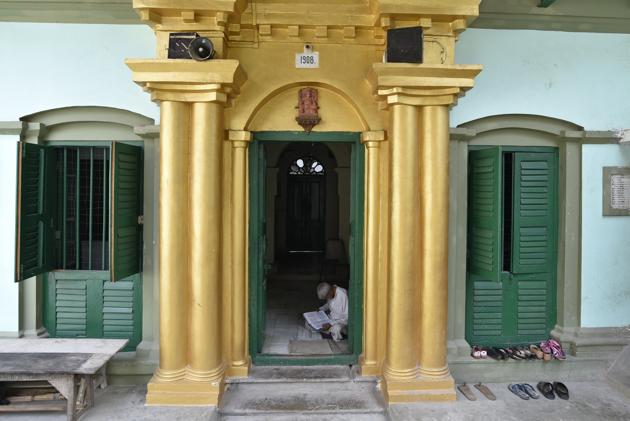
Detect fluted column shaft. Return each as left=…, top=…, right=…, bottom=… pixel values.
left=228, top=132, right=251, bottom=375
left=188, top=102, right=224, bottom=380
left=157, top=101, right=190, bottom=380
left=383, top=104, right=421, bottom=379
left=418, top=105, right=451, bottom=376
left=361, top=131, right=385, bottom=375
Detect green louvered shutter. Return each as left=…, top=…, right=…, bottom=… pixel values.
left=466, top=147, right=504, bottom=343
left=511, top=152, right=557, bottom=340
left=15, top=143, right=56, bottom=281
left=110, top=143, right=142, bottom=282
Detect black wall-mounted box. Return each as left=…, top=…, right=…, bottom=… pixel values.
left=386, top=27, right=423, bottom=63
left=168, top=32, right=198, bottom=59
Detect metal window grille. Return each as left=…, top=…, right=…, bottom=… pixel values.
left=56, top=146, right=110, bottom=270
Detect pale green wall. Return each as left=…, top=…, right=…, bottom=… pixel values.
left=581, top=144, right=630, bottom=327
left=0, top=23, right=158, bottom=122
left=453, top=29, right=630, bottom=130
left=0, top=136, right=19, bottom=336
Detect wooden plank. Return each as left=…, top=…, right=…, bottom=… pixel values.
left=0, top=400, right=66, bottom=412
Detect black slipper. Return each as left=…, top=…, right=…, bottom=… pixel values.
left=537, top=382, right=555, bottom=400
left=485, top=347, right=500, bottom=360
left=497, top=348, right=509, bottom=360
left=553, top=382, right=569, bottom=400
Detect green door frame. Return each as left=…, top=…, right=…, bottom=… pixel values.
left=249, top=131, right=364, bottom=366
left=465, top=145, right=558, bottom=347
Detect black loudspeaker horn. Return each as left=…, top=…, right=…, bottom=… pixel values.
left=189, top=37, right=215, bottom=61
left=386, top=26, right=423, bottom=63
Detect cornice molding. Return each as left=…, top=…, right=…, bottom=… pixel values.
left=368, top=63, right=482, bottom=107
left=126, top=59, right=247, bottom=103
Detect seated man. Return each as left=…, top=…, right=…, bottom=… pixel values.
left=316, top=282, right=348, bottom=342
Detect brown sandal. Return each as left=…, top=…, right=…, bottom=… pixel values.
left=530, top=344, right=544, bottom=359
left=457, top=383, right=477, bottom=401
left=474, top=383, right=496, bottom=401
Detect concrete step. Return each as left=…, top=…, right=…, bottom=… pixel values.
left=218, top=380, right=387, bottom=418
left=227, top=365, right=359, bottom=383
left=222, top=414, right=387, bottom=421
left=449, top=354, right=612, bottom=383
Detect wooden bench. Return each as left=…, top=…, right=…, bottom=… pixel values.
left=0, top=338, right=128, bottom=421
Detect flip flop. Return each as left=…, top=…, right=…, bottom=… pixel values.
left=495, top=348, right=508, bottom=360
left=519, top=383, right=540, bottom=399
left=474, top=383, right=496, bottom=401
left=553, top=382, right=570, bottom=400
left=485, top=347, right=501, bottom=360
left=457, top=383, right=477, bottom=401
left=537, top=381, right=555, bottom=400
left=548, top=339, right=567, bottom=360
left=540, top=340, right=552, bottom=361
left=530, top=344, right=544, bottom=359
left=508, top=383, right=530, bottom=400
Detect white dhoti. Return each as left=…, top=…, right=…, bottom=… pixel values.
left=329, top=323, right=347, bottom=342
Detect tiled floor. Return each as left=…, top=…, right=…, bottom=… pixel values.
left=261, top=256, right=350, bottom=355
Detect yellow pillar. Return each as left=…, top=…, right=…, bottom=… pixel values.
left=126, top=59, right=247, bottom=406
left=187, top=102, right=225, bottom=400
left=418, top=106, right=451, bottom=377
left=368, top=63, right=481, bottom=404
left=360, top=131, right=386, bottom=376
left=227, top=130, right=252, bottom=377
left=383, top=104, right=421, bottom=381
left=154, top=100, right=190, bottom=382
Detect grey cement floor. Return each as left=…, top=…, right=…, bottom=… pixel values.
left=3, top=380, right=630, bottom=421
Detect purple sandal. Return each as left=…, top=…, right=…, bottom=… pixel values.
left=547, top=339, right=566, bottom=360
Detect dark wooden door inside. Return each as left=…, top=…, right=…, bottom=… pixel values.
left=286, top=175, right=326, bottom=252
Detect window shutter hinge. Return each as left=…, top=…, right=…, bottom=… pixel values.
left=138, top=215, right=144, bottom=225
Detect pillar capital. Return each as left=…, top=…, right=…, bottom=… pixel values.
left=126, top=59, right=247, bottom=104
left=368, top=63, right=481, bottom=108
left=361, top=130, right=387, bottom=147
left=227, top=130, right=252, bottom=148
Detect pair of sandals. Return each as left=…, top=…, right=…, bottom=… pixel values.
left=541, top=339, right=567, bottom=360
left=457, top=383, right=496, bottom=401
left=537, top=381, right=570, bottom=400
left=508, top=383, right=540, bottom=400
left=509, top=382, right=569, bottom=400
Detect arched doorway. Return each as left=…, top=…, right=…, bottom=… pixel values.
left=249, top=132, right=364, bottom=365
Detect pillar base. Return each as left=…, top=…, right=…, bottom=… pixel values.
left=381, top=374, right=456, bottom=403
left=226, top=359, right=250, bottom=378
left=146, top=376, right=224, bottom=406
left=359, top=356, right=381, bottom=377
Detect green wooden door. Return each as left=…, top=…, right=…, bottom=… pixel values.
left=249, top=140, right=267, bottom=354
left=43, top=271, right=142, bottom=351
left=286, top=176, right=326, bottom=252
left=466, top=147, right=557, bottom=346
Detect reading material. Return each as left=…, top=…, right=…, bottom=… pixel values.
left=303, top=311, right=332, bottom=331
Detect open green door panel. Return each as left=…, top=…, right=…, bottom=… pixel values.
left=15, top=143, right=56, bottom=281
left=466, top=147, right=558, bottom=347
left=110, top=142, right=143, bottom=282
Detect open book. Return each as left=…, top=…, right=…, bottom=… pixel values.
left=303, top=310, right=332, bottom=331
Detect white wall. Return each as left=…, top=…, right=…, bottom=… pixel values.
left=0, top=137, right=19, bottom=335
left=0, top=23, right=158, bottom=122
left=453, top=29, right=630, bottom=131
left=581, top=144, right=630, bottom=328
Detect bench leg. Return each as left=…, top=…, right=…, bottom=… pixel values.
left=66, top=374, right=76, bottom=421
